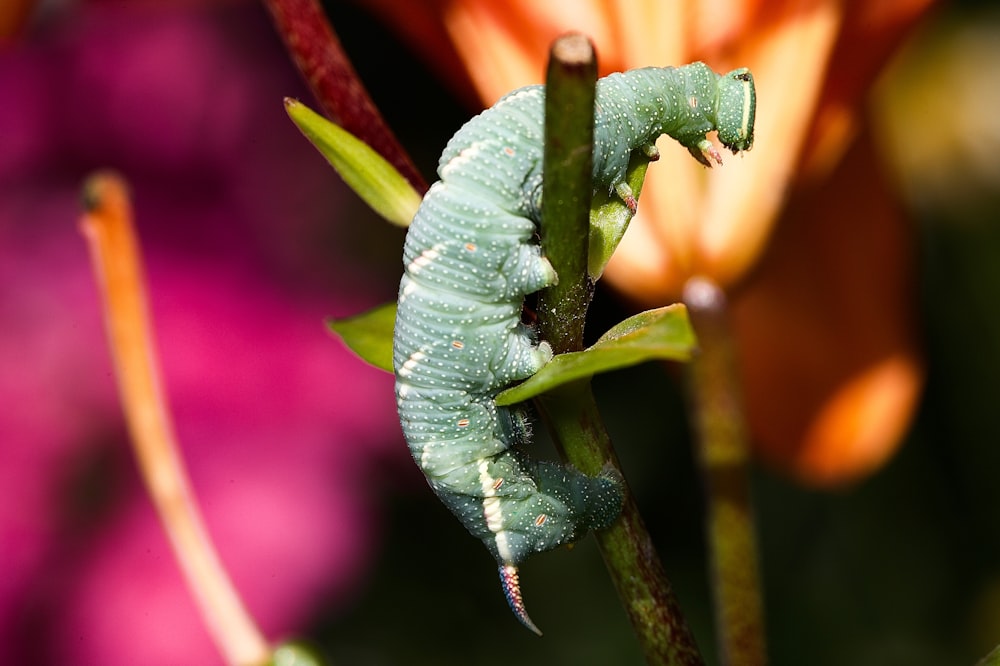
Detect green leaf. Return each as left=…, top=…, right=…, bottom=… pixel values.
left=588, top=151, right=652, bottom=279
left=325, top=302, right=396, bottom=373
left=268, top=642, right=325, bottom=666
left=284, top=98, right=422, bottom=227
left=495, top=304, right=696, bottom=405
left=977, top=644, right=1000, bottom=666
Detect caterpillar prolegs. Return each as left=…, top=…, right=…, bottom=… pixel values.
left=393, top=62, right=756, bottom=633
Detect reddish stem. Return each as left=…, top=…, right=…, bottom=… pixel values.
left=262, top=0, right=427, bottom=192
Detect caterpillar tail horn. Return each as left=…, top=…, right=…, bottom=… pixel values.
left=499, top=564, right=542, bottom=636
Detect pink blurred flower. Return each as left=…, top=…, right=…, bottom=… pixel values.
left=0, top=2, right=402, bottom=663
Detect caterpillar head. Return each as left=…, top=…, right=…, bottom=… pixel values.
left=715, top=68, right=756, bottom=154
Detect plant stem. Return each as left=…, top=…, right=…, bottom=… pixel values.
left=262, top=0, right=427, bottom=192
left=683, top=276, right=767, bottom=666
left=536, top=32, right=596, bottom=352
left=79, top=172, right=271, bottom=666
left=539, top=381, right=704, bottom=666
left=535, top=34, right=703, bottom=666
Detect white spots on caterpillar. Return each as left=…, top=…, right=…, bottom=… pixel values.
left=441, top=141, right=486, bottom=178
left=505, top=88, right=542, bottom=105
left=478, top=466, right=500, bottom=513
left=739, top=75, right=753, bottom=147
left=408, top=245, right=443, bottom=275
left=493, top=526, right=514, bottom=564
left=398, top=350, right=427, bottom=378
left=478, top=458, right=515, bottom=562
left=479, top=467, right=506, bottom=532
left=398, top=277, right=418, bottom=305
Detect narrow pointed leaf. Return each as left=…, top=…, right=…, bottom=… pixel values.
left=325, top=302, right=396, bottom=373
left=977, top=644, right=1000, bottom=666
left=588, top=151, right=652, bottom=279
left=495, top=304, right=696, bottom=405
left=285, top=98, right=422, bottom=226
left=268, top=642, right=325, bottom=666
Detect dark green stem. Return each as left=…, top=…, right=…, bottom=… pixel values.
left=683, top=276, right=767, bottom=666
left=535, top=33, right=704, bottom=666
left=539, top=380, right=704, bottom=666
left=536, top=32, right=597, bottom=352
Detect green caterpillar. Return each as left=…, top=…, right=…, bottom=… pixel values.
left=393, top=61, right=755, bottom=634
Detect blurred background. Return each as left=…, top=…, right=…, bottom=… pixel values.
left=2, top=0, right=1000, bottom=664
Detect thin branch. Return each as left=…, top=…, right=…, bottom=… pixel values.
left=536, top=32, right=596, bottom=353
left=684, top=276, right=768, bottom=666
left=79, top=171, right=271, bottom=666
left=535, top=33, right=704, bottom=666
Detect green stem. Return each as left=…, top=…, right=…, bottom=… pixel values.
left=536, top=32, right=596, bottom=352
left=538, top=381, right=704, bottom=666
left=535, top=33, right=703, bottom=666
left=683, top=276, right=767, bottom=666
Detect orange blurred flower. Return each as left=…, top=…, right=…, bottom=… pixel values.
left=360, top=0, right=934, bottom=485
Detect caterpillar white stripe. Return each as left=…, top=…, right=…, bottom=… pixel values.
left=393, top=62, right=755, bottom=634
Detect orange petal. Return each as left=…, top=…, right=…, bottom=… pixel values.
left=798, top=0, right=938, bottom=179
left=696, top=1, right=842, bottom=289
left=730, top=125, right=923, bottom=486
left=602, top=0, right=843, bottom=302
